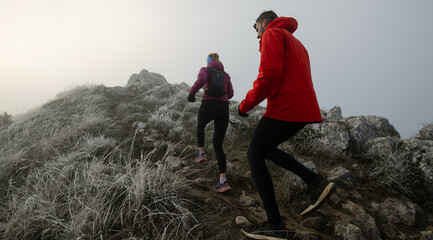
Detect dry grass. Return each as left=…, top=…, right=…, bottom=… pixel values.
left=368, top=148, right=421, bottom=197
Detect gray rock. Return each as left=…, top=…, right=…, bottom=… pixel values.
left=239, top=191, right=256, bottom=207
left=326, top=106, right=344, bottom=121
left=346, top=115, right=400, bottom=151
left=370, top=202, right=381, bottom=212
left=419, top=123, right=433, bottom=140
left=400, top=138, right=433, bottom=197
left=341, top=201, right=381, bottom=240
left=328, top=166, right=354, bottom=185
left=334, top=222, right=366, bottom=240
left=235, top=216, right=251, bottom=227
left=365, top=136, right=399, bottom=156
left=379, top=222, right=406, bottom=239
left=376, top=198, right=420, bottom=226
left=127, top=69, right=168, bottom=88
left=229, top=115, right=250, bottom=130
left=248, top=206, right=266, bottom=221
left=420, top=147, right=433, bottom=182
left=314, top=121, right=350, bottom=155
left=364, top=115, right=401, bottom=138
left=321, top=106, right=343, bottom=121
left=401, top=138, right=433, bottom=155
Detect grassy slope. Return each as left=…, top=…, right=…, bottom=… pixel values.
left=1, top=84, right=431, bottom=239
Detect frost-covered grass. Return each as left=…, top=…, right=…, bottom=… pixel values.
left=0, top=85, right=198, bottom=239
left=148, top=103, right=195, bottom=141
left=0, top=85, right=111, bottom=186
left=2, top=147, right=197, bottom=240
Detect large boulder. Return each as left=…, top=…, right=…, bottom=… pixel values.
left=310, top=108, right=402, bottom=157
left=312, top=121, right=350, bottom=155
left=346, top=115, right=400, bottom=151
left=127, top=69, right=168, bottom=88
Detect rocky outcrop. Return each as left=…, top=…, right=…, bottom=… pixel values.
left=308, top=107, right=402, bottom=157
left=419, top=123, right=433, bottom=141
left=312, top=121, right=350, bottom=155
left=123, top=70, right=433, bottom=239
left=127, top=69, right=168, bottom=88
left=303, top=107, right=433, bottom=195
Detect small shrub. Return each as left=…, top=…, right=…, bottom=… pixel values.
left=0, top=112, right=12, bottom=128
left=368, top=148, right=421, bottom=197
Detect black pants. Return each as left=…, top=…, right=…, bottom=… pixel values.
left=247, top=116, right=317, bottom=224
left=197, top=100, right=229, bottom=174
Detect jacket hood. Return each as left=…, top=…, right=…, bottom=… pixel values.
left=267, top=17, right=298, bottom=34
left=207, top=60, right=224, bottom=71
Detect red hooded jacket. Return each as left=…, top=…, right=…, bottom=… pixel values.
left=239, top=17, right=322, bottom=123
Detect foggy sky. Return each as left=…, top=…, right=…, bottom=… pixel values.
left=1, top=0, right=433, bottom=138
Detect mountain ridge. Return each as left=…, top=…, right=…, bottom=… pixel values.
left=0, top=69, right=432, bottom=239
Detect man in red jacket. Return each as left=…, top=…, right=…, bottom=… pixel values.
left=239, top=11, right=336, bottom=240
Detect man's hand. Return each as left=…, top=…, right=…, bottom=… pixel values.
left=238, top=105, right=249, bottom=117
left=188, top=94, right=196, bottom=102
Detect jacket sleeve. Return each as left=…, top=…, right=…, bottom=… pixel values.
left=239, top=29, right=285, bottom=113
left=226, top=73, right=234, bottom=99
left=189, top=67, right=209, bottom=95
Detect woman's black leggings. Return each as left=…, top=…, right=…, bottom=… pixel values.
left=197, top=100, right=229, bottom=174
left=247, top=116, right=317, bottom=224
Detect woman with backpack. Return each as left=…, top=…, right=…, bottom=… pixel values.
left=188, top=53, right=234, bottom=193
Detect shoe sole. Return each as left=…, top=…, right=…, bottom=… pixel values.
left=299, top=182, right=336, bottom=216
left=241, top=228, right=286, bottom=240
left=213, top=186, right=231, bottom=193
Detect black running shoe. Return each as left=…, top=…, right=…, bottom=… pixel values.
left=299, top=176, right=336, bottom=216
left=241, top=221, right=287, bottom=240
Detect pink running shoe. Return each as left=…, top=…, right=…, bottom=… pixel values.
left=213, top=181, right=231, bottom=193
left=194, top=153, right=207, bottom=163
